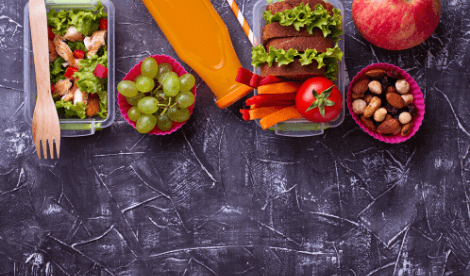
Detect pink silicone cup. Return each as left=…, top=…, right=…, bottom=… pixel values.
left=347, top=63, right=425, bottom=144
left=117, top=55, right=197, bottom=135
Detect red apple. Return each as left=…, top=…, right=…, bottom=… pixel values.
left=352, top=0, right=441, bottom=50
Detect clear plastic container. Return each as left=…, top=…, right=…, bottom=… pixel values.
left=252, top=0, right=345, bottom=137
left=24, top=0, right=115, bottom=137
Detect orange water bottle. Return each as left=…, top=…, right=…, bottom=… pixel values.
left=142, top=0, right=253, bottom=109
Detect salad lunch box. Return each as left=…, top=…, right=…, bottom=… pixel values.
left=252, top=0, right=346, bottom=137
left=24, top=0, right=115, bottom=137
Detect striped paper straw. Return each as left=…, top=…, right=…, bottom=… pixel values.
left=226, top=0, right=254, bottom=46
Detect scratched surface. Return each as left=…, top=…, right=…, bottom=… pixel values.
left=1, top=0, right=470, bottom=275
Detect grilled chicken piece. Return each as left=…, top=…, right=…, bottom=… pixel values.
left=86, top=95, right=100, bottom=117
left=61, top=81, right=77, bottom=102
left=49, top=40, right=58, bottom=62
left=53, top=36, right=78, bottom=67
left=63, top=26, right=83, bottom=42
left=53, top=79, right=72, bottom=97
left=84, top=30, right=106, bottom=58
left=74, top=89, right=89, bottom=105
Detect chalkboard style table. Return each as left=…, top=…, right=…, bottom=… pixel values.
left=1, top=0, right=469, bottom=275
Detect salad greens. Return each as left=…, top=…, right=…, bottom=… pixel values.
left=55, top=100, right=87, bottom=119
left=74, top=51, right=108, bottom=118
left=263, top=3, right=343, bottom=42
left=47, top=1, right=107, bottom=36
left=50, top=56, right=66, bottom=83
left=47, top=0, right=108, bottom=120
left=251, top=43, right=343, bottom=81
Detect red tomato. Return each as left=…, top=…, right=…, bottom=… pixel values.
left=73, top=49, right=86, bottom=59
left=295, top=77, right=342, bottom=123
left=64, top=66, right=79, bottom=79
left=48, top=26, right=55, bottom=40
left=99, top=19, right=108, bottom=30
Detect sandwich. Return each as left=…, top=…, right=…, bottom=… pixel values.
left=252, top=0, right=344, bottom=81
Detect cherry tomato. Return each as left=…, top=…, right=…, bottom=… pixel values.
left=295, top=77, right=342, bottom=123
left=99, top=19, right=108, bottom=30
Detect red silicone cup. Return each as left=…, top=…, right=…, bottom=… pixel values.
left=347, top=63, right=425, bottom=144
left=117, top=55, right=197, bottom=135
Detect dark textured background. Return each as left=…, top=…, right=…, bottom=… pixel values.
left=1, top=0, right=470, bottom=275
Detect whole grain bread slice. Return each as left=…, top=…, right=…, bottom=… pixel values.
left=265, top=36, right=333, bottom=52
left=262, top=23, right=324, bottom=44
left=266, top=0, right=334, bottom=16
left=261, top=59, right=325, bottom=80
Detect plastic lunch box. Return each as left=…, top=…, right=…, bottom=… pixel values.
left=24, top=0, right=115, bottom=137
left=252, top=0, right=345, bottom=137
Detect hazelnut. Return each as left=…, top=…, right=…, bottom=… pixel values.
left=368, top=80, right=382, bottom=95
left=399, top=112, right=412, bottom=125
left=395, top=79, right=410, bottom=94
left=363, top=96, right=382, bottom=118
left=401, top=94, right=414, bottom=106
left=352, top=99, right=367, bottom=115
left=373, top=107, right=387, bottom=123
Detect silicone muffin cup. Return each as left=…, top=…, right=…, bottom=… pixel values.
left=347, top=63, right=425, bottom=144
left=117, top=55, right=196, bottom=135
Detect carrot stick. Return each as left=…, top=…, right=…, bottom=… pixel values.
left=259, top=106, right=303, bottom=130
left=249, top=106, right=288, bottom=120
left=257, top=81, right=303, bottom=95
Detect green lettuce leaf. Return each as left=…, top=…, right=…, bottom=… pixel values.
left=55, top=100, right=87, bottom=119
left=47, top=0, right=107, bottom=37
left=263, top=3, right=343, bottom=41
left=251, top=43, right=343, bottom=81
left=47, top=9, right=70, bottom=36
left=67, top=41, right=87, bottom=52
left=50, top=57, right=66, bottom=84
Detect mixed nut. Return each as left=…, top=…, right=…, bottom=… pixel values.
left=351, top=69, right=417, bottom=137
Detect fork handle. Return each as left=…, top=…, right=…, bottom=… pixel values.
left=29, top=0, right=52, bottom=100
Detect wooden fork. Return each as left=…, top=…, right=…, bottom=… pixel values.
left=30, top=0, right=61, bottom=159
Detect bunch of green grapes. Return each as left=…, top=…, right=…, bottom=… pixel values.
left=117, top=57, right=196, bottom=133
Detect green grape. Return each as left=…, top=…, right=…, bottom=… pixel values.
left=135, top=75, right=155, bottom=93
left=157, top=63, right=173, bottom=79
left=126, top=93, right=145, bottom=106
left=175, top=91, right=195, bottom=108
left=163, top=75, right=180, bottom=97
left=136, top=114, right=157, bottom=133
left=127, top=107, right=142, bottom=122
left=158, top=71, right=178, bottom=84
left=157, top=114, right=173, bottom=131
left=137, top=96, right=159, bottom=114
left=179, top=74, right=196, bottom=91
left=134, top=75, right=145, bottom=84
left=118, top=80, right=138, bottom=97
left=168, top=106, right=191, bottom=122
left=141, top=57, right=159, bottom=78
